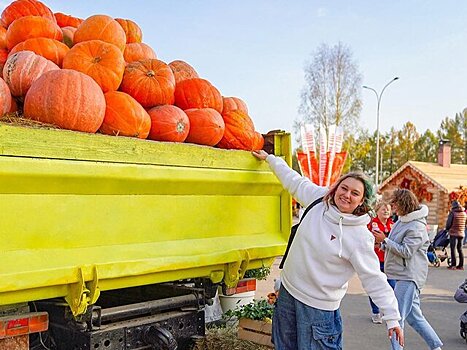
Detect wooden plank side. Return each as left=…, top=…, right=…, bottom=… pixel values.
left=238, top=328, right=274, bottom=348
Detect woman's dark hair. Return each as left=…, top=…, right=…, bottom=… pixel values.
left=390, top=188, right=419, bottom=216
left=324, top=171, right=375, bottom=216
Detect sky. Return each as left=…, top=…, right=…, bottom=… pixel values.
left=4, top=0, right=467, bottom=145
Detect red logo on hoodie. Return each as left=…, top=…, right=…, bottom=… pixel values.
left=330, top=235, right=336, bottom=241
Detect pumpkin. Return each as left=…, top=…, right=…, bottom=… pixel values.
left=74, top=15, right=126, bottom=52
left=0, top=77, right=12, bottom=114
left=9, top=38, right=70, bottom=67
left=123, top=42, right=156, bottom=63
left=3, top=50, right=59, bottom=98
left=100, top=91, right=151, bottom=138
left=61, top=26, right=76, bottom=48
left=222, top=96, right=248, bottom=114
left=184, top=108, right=225, bottom=146
left=115, top=18, right=142, bottom=43
left=6, top=15, right=62, bottom=50
left=62, top=40, right=125, bottom=93
left=24, top=69, right=106, bottom=133
left=252, top=131, right=264, bottom=150
left=147, top=105, right=189, bottom=142
left=0, top=48, right=8, bottom=77
left=9, top=95, right=18, bottom=112
left=54, top=12, right=83, bottom=28
left=1, top=0, right=55, bottom=28
left=174, top=78, right=223, bottom=113
left=217, top=110, right=256, bottom=150
left=120, top=59, right=175, bottom=108
left=168, top=60, right=199, bottom=84
left=0, top=26, right=6, bottom=49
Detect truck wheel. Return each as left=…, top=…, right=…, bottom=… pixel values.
left=143, top=325, right=177, bottom=350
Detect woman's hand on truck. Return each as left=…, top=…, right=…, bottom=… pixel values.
left=252, top=150, right=269, bottom=160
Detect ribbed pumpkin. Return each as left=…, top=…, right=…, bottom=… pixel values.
left=0, top=49, right=8, bottom=77
left=62, top=40, right=125, bottom=93
left=252, top=131, right=264, bottom=150
left=6, top=15, right=62, bottom=50
left=9, top=95, right=18, bottom=112
left=0, top=77, right=12, bottom=115
left=0, top=27, right=6, bottom=49
left=54, top=12, right=83, bottom=28
left=168, top=60, right=199, bottom=84
left=184, top=108, right=225, bottom=146
left=147, top=105, right=190, bottom=142
left=217, top=110, right=256, bottom=150
left=222, top=96, right=248, bottom=115
left=115, top=18, right=142, bottom=43
left=174, top=78, right=223, bottom=113
left=120, top=59, right=175, bottom=108
left=123, top=42, right=156, bottom=63
left=100, top=91, right=151, bottom=138
left=9, top=38, right=70, bottom=67
left=61, top=26, right=76, bottom=48
left=74, top=15, right=126, bottom=52
left=24, top=69, right=106, bottom=133
left=3, top=50, right=59, bottom=98
left=1, top=0, right=55, bottom=28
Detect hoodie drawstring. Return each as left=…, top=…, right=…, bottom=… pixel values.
left=338, top=216, right=344, bottom=258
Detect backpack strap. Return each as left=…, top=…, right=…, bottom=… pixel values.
left=279, top=196, right=324, bottom=269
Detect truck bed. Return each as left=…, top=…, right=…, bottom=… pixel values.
left=0, top=123, right=291, bottom=314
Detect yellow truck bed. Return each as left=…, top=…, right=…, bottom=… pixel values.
left=0, top=123, right=291, bottom=315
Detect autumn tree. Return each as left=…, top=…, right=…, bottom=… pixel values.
left=396, top=122, right=419, bottom=164
left=437, top=113, right=466, bottom=164
left=414, top=129, right=438, bottom=163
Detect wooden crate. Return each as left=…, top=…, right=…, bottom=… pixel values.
left=238, top=318, right=273, bottom=348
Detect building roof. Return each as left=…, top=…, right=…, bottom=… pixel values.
left=379, top=161, right=467, bottom=193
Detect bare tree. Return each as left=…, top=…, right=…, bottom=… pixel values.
left=296, top=42, right=362, bottom=140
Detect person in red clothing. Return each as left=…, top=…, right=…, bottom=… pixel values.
left=368, top=200, right=396, bottom=324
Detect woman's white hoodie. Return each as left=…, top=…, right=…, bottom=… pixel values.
left=267, top=155, right=401, bottom=329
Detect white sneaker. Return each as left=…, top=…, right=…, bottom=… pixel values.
left=371, top=313, right=383, bottom=324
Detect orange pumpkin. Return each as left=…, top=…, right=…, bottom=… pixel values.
left=9, top=95, right=18, bottom=112
left=123, top=42, right=156, bottom=63
left=252, top=131, right=264, bottom=150
left=0, top=26, right=6, bottom=49
left=100, top=91, right=151, bottom=138
left=3, top=50, right=59, bottom=98
left=120, top=59, right=175, bottom=108
left=168, top=60, right=199, bottom=84
left=147, top=105, right=190, bottom=142
left=62, top=40, right=125, bottom=93
left=74, top=15, right=126, bottom=52
left=9, top=38, right=70, bottom=67
left=1, top=0, right=55, bottom=28
left=0, top=77, right=12, bottom=114
left=174, top=78, right=222, bottom=113
left=24, top=69, right=106, bottom=133
left=6, top=15, right=62, bottom=50
left=115, top=18, right=142, bottom=43
left=222, top=96, right=248, bottom=114
left=0, top=48, right=8, bottom=77
left=184, top=108, right=225, bottom=146
left=217, top=110, right=256, bottom=150
left=61, top=26, right=76, bottom=48
left=54, top=12, right=83, bottom=28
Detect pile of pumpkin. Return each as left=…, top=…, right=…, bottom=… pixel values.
left=0, top=0, right=264, bottom=151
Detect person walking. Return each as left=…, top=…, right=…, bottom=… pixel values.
left=373, top=188, right=443, bottom=350
left=445, top=200, right=466, bottom=270
left=252, top=150, right=403, bottom=350
left=367, top=200, right=396, bottom=324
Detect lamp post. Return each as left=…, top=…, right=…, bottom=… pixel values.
left=363, top=77, right=399, bottom=187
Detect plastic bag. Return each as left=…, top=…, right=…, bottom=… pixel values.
left=454, top=279, right=467, bottom=303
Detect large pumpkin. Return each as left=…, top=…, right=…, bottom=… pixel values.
left=24, top=69, right=106, bottom=133
left=252, top=131, right=264, bottom=150
left=54, top=12, right=83, bottom=28
left=6, top=15, right=62, bottom=50
left=174, top=78, right=222, bottom=113
left=115, top=18, right=142, bottom=43
left=184, top=108, right=225, bottom=146
left=222, top=96, right=248, bottom=115
left=61, top=26, right=76, bottom=48
left=217, top=110, right=256, bottom=150
left=9, top=37, right=70, bottom=67
left=0, top=77, right=12, bottom=115
left=3, top=50, right=59, bottom=98
left=74, top=15, right=126, bottom=52
left=0, top=27, right=6, bottom=49
left=168, top=60, right=199, bottom=84
left=62, top=40, right=125, bottom=93
left=147, top=105, right=189, bottom=142
left=123, top=42, right=156, bottom=63
left=1, top=0, right=55, bottom=28
left=0, top=48, right=8, bottom=77
left=120, top=59, right=175, bottom=108
left=100, top=91, right=151, bottom=139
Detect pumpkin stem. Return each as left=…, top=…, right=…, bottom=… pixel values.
left=92, top=56, right=102, bottom=64
left=146, top=70, right=155, bottom=77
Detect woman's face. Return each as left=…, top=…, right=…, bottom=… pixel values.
left=334, top=177, right=365, bottom=214
left=377, top=204, right=392, bottom=221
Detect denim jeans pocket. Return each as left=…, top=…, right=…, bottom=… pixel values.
left=311, top=321, right=342, bottom=349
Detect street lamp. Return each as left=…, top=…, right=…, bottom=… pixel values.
left=363, top=77, right=399, bottom=187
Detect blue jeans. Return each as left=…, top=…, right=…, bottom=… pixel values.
left=272, top=285, right=342, bottom=350
left=390, top=280, right=442, bottom=350
left=369, top=262, right=396, bottom=314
